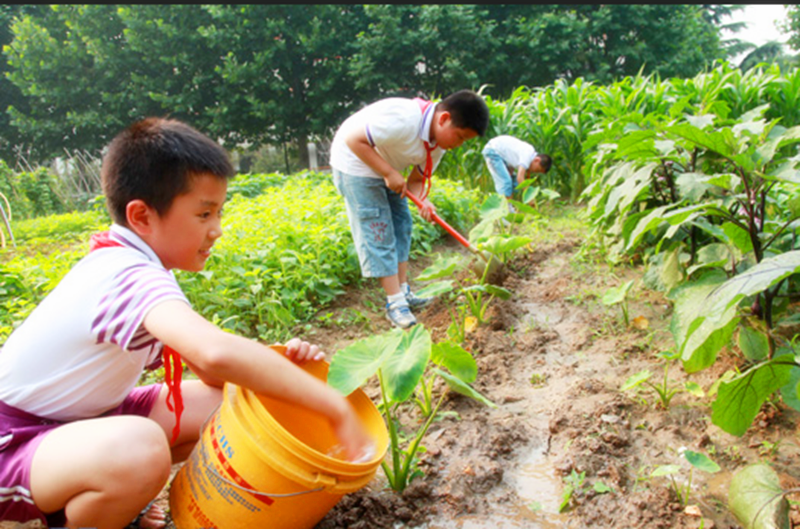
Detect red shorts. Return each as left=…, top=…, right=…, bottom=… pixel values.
left=0, top=385, right=162, bottom=526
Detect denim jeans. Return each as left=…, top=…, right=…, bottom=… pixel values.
left=333, top=169, right=412, bottom=278
left=483, top=147, right=515, bottom=197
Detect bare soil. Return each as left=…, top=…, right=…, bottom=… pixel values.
left=161, top=211, right=800, bottom=529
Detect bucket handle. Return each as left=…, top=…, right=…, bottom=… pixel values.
left=198, top=402, right=332, bottom=499
left=206, top=464, right=326, bottom=499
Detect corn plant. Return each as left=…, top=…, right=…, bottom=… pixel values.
left=327, top=325, right=494, bottom=492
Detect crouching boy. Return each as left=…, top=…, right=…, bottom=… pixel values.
left=0, top=118, right=370, bottom=529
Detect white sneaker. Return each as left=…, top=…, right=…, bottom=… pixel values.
left=386, top=299, right=417, bottom=329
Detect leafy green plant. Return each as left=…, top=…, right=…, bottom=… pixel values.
left=651, top=450, right=720, bottom=507
left=729, top=463, right=793, bottom=529
left=559, top=469, right=586, bottom=513
left=602, top=279, right=634, bottom=328
left=621, top=350, right=704, bottom=409
left=327, top=325, right=495, bottom=492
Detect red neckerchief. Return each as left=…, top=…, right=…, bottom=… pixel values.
left=414, top=97, right=436, bottom=201
left=90, top=231, right=183, bottom=444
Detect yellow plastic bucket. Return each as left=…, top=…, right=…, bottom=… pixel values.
left=169, top=352, right=388, bottom=529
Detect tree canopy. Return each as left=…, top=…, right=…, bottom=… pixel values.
left=0, top=4, right=746, bottom=162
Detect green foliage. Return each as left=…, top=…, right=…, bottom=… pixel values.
left=0, top=209, right=107, bottom=342
left=651, top=450, right=720, bottom=506
left=3, top=5, right=732, bottom=163
left=0, top=160, right=70, bottom=219
left=621, top=350, right=704, bottom=409
left=328, top=325, right=493, bottom=492
left=729, top=463, right=791, bottom=529
left=0, top=172, right=481, bottom=345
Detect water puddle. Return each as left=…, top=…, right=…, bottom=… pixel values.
left=419, top=446, right=568, bottom=529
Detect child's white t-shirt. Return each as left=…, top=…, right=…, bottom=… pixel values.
left=330, top=97, right=445, bottom=179
left=485, top=135, right=538, bottom=170
left=0, top=224, right=188, bottom=420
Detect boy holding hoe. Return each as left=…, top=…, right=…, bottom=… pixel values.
left=0, top=118, right=371, bottom=529
left=330, top=89, right=490, bottom=329
left=482, top=134, right=552, bottom=208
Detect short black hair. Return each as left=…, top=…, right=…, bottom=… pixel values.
left=102, top=117, right=234, bottom=225
left=538, top=153, right=553, bottom=173
left=438, top=90, right=489, bottom=136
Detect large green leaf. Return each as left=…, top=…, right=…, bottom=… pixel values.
left=711, top=357, right=795, bottom=436
left=738, top=324, right=770, bottom=362
left=677, top=172, right=712, bottom=202
left=604, top=162, right=656, bottom=220
left=626, top=203, right=711, bottom=252
left=729, top=463, right=790, bottom=529
left=776, top=348, right=800, bottom=411
left=382, top=325, right=432, bottom=402
left=669, top=272, right=739, bottom=373
left=703, top=251, right=800, bottom=321
left=666, top=123, right=739, bottom=158
left=431, top=341, right=477, bottom=383
left=433, top=368, right=496, bottom=408
left=481, top=235, right=533, bottom=257
left=416, top=254, right=463, bottom=281
left=328, top=328, right=405, bottom=396
left=415, top=280, right=455, bottom=299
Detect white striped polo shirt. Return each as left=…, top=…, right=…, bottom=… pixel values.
left=0, top=224, right=188, bottom=420
left=329, top=97, right=445, bottom=179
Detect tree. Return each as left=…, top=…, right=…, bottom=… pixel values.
left=3, top=5, right=368, bottom=163
left=201, top=5, right=368, bottom=159
left=4, top=5, right=223, bottom=161
left=0, top=5, right=48, bottom=161
left=783, top=5, right=800, bottom=52
left=349, top=5, right=498, bottom=100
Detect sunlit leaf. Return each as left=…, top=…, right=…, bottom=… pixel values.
left=416, top=254, right=463, bottom=281
left=431, top=341, right=477, bottom=383
left=683, top=450, right=720, bottom=473
left=415, top=280, right=454, bottom=298
left=328, top=328, right=405, bottom=396
left=729, top=463, right=790, bottom=529
left=621, top=370, right=652, bottom=391
left=711, top=357, right=795, bottom=436
left=382, top=325, right=432, bottom=402
left=651, top=464, right=680, bottom=477
left=433, top=368, right=496, bottom=408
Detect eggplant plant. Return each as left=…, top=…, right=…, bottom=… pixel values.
left=582, top=104, right=800, bottom=436
left=327, top=325, right=495, bottom=493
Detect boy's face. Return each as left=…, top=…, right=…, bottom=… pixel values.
left=147, top=172, right=227, bottom=272
left=432, top=112, right=478, bottom=150
left=529, top=158, right=547, bottom=175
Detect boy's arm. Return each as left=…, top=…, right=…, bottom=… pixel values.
left=343, top=127, right=406, bottom=194
left=143, top=299, right=369, bottom=458
left=406, top=166, right=436, bottom=222
left=516, top=165, right=528, bottom=186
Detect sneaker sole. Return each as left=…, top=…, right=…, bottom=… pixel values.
left=385, top=312, right=417, bottom=329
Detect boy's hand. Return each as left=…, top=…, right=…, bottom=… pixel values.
left=384, top=170, right=407, bottom=195
left=334, top=403, right=376, bottom=462
left=418, top=198, right=437, bottom=222
left=279, top=338, right=326, bottom=363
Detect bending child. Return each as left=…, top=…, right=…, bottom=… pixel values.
left=0, top=118, right=370, bottom=529
left=330, top=90, right=489, bottom=329
left=482, top=135, right=552, bottom=207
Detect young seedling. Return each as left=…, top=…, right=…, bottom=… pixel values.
left=651, top=450, right=720, bottom=507
left=621, top=350, right=704, bottom=409
left=328, top=325, right=495, bottom=492
left=602, top=279, right=634, bottom=328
